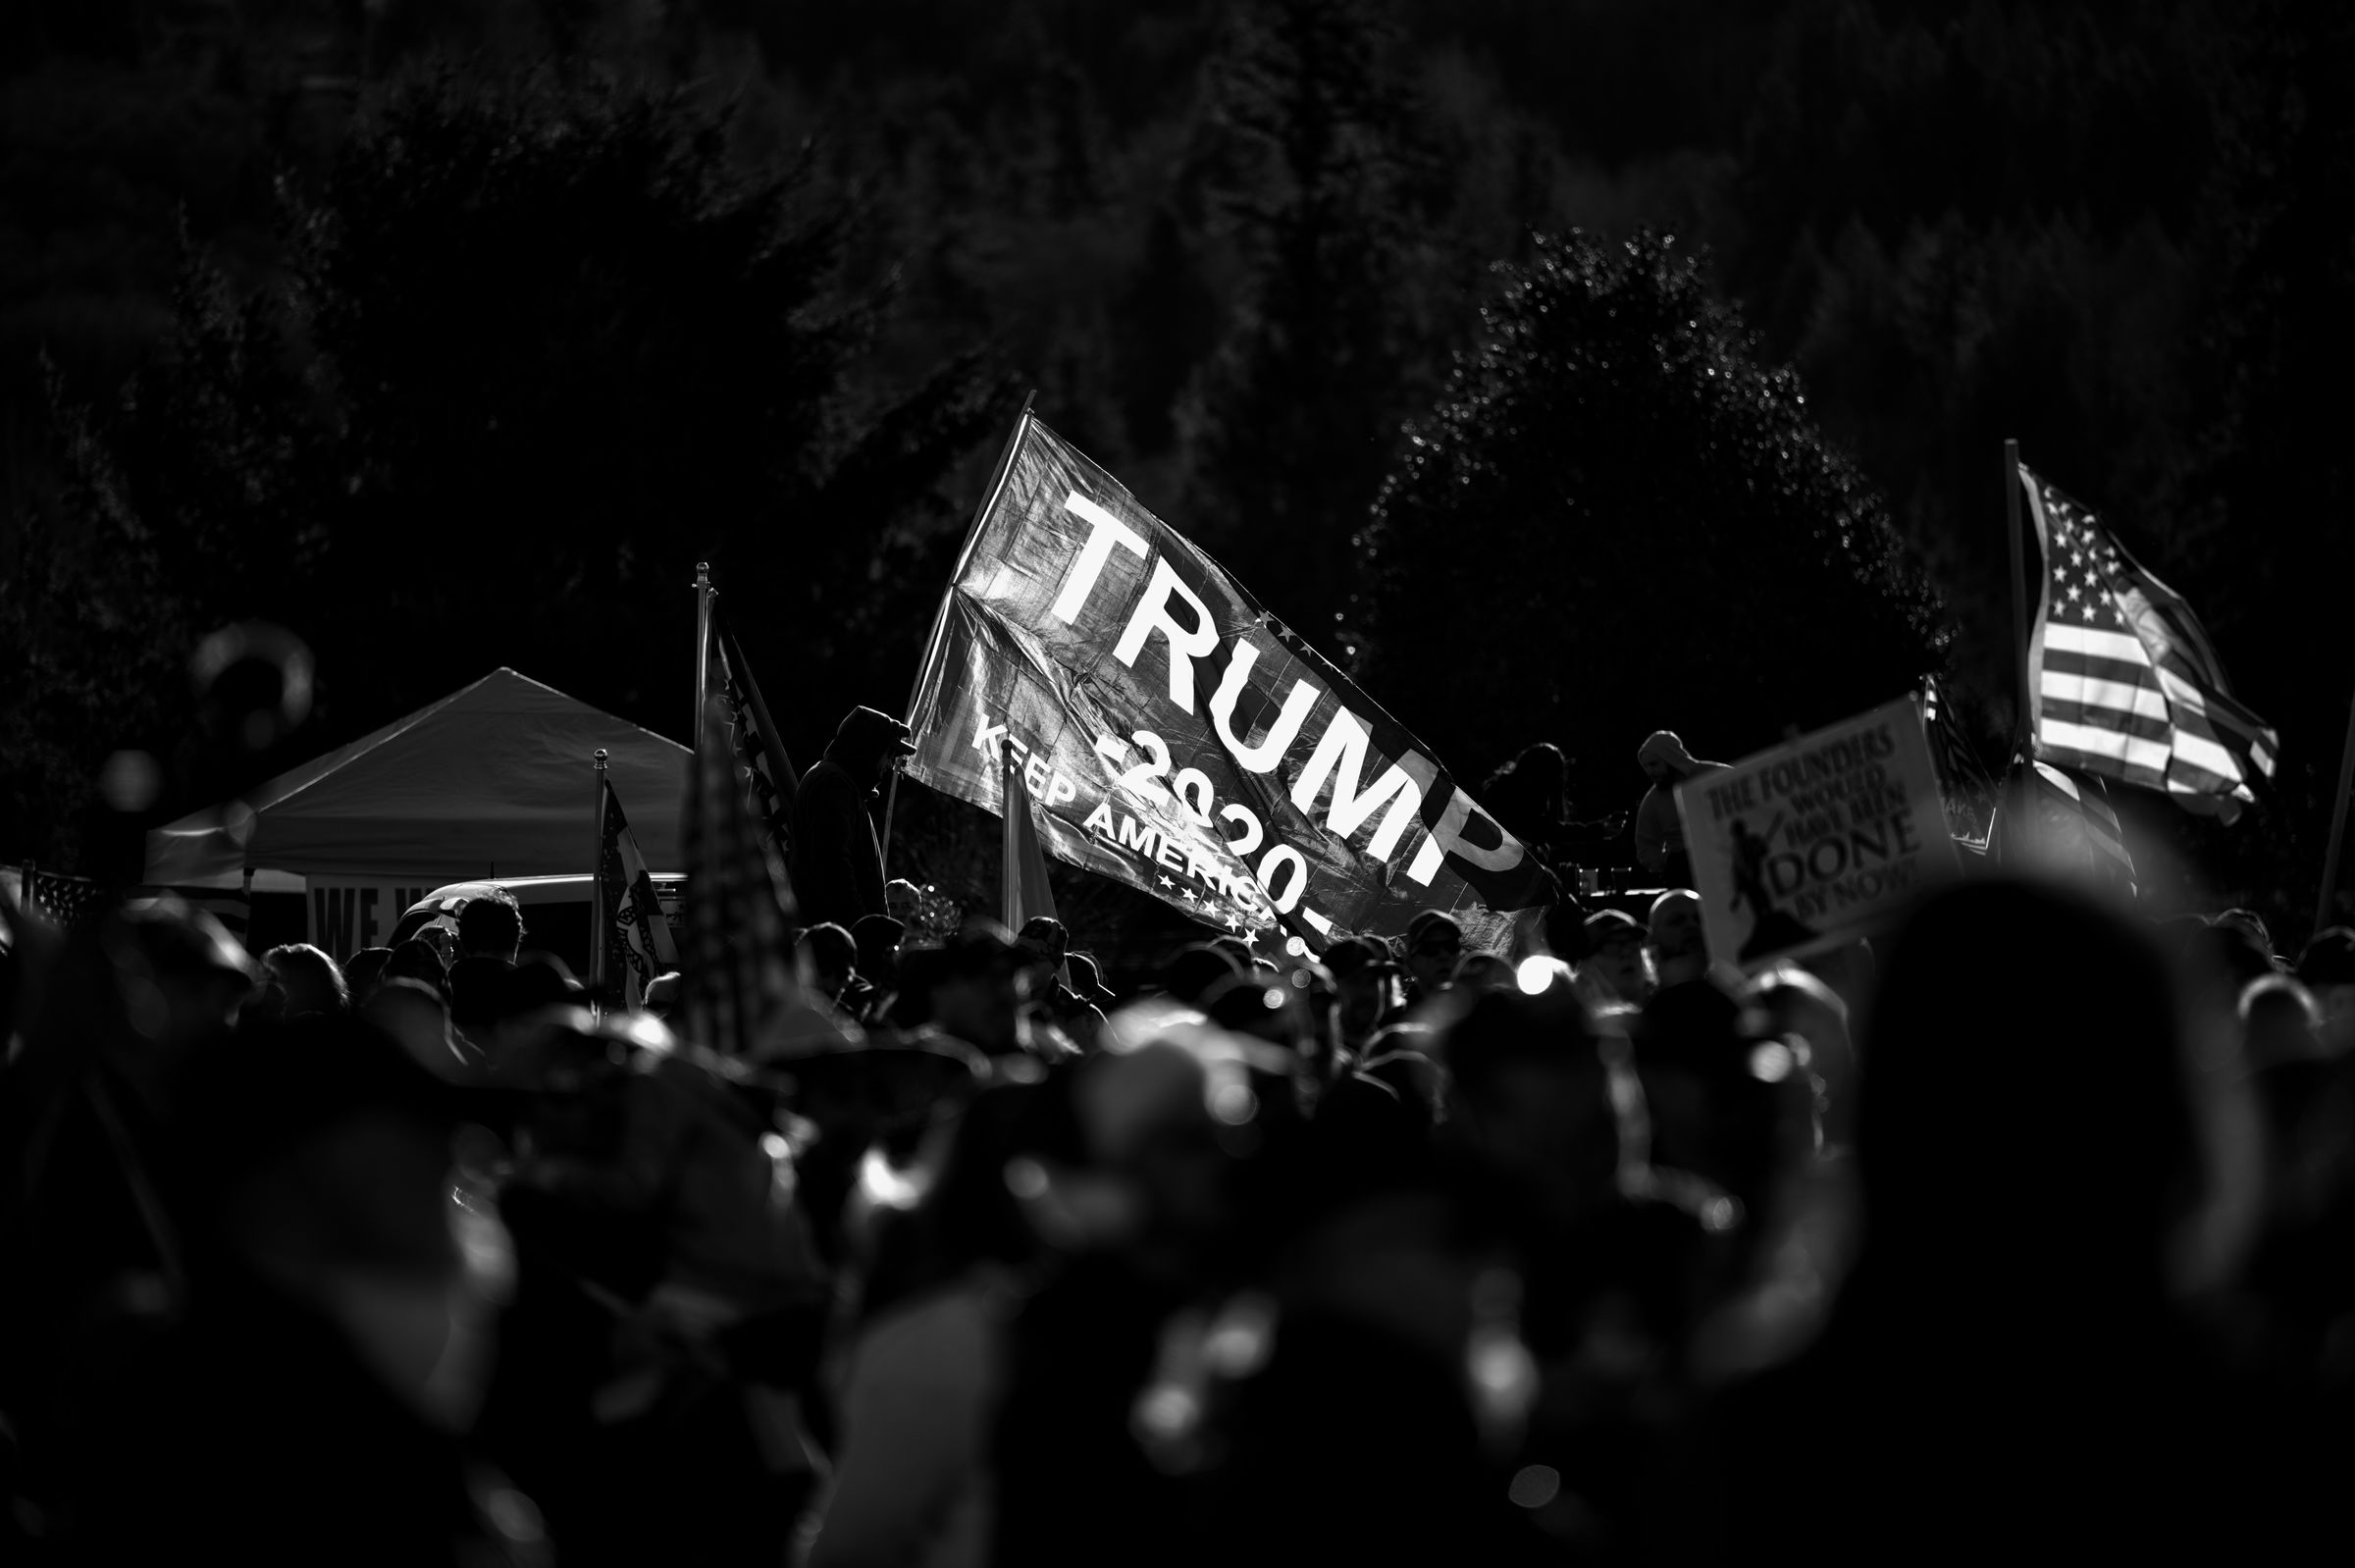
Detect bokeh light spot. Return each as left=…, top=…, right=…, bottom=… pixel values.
left=1210, top=1080, right=1257, bottom=1125
left=99, top=750, right=162, bottom=812
left=1509, top=1465, right=1561, bottom=1509
left=1515, top=956, right=1565, bottom=995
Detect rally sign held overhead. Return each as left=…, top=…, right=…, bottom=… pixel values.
left=905, top=413, right=1553, bottom=951
left=1676, top=698, right=1957, bottom=969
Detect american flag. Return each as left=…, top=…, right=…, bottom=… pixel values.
left=2022, top=465, right=2277, bottom=822
left=6, top=867, right=109, bottom=931
left=680, top=694, right=854, bottom=1060
left=596, top=774, right=678, bottom=1011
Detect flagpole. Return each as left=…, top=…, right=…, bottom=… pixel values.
left=694, top=563, right=713, bottom=754
left=893, top=390, right=1036, bottom=888
left=906, top=389, right=1037, bottom=734
left=590, top=749, right=609, bottom=1019
left=2315, top=678, right=2355, bottom=934
left=2005, top=440, right=2031, bottom=761
left=2003, top=439, right=2034, bottom=847
left=1001, top=747, right=1020, bottom=930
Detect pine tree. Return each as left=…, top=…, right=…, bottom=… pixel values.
left=1357, top=230, right=1941, bottom=808
left=1176, top=0, right=1425, bottom=648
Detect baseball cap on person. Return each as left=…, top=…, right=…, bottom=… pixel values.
left=112, top=897, right=259, bottom=987
left=1019, top=915, right=1069, bottom=949
left=941, top=919, right=1024, bottom=977
left=1203, top=973, right=1292, bottom=1035
left=2297, top=926, right=2355, bottom=989
left=494, top=955, right=585, bottom=1021
left=1067, top=952, right=1118, bottom=1007
left=1164, top=943, right=1244, bottom=1005
left=1282, top=958, right=1337, bottom=1001
left=1322, top=936, right=1402, bottom=982
left=1634, top=974, right=1789, bottom=1083
left=852, top=914, right=906, bottom=970
left=1584, top=909, right=1646, bottom=949
left=1405, top=912, right=1464, bottom=956
left=837, top=706, right=917, bottom=757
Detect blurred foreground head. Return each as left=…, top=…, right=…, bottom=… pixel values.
left=15, top=897, right=258, bottom=1102
left=1860, top=880, right=2202, bottom=1283
left=174, top=1014, right=486, bottom=1425
left=1007, top=1001, right=1302, bottom=1282
left=912, top=920, right=1024, bottom=1054
left=1442, top=977, right=1617, bottom=1218
left=1637, top=975, right=1817, bottom=1224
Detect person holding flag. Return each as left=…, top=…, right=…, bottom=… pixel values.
left=790, top=707, right=916, bottom=931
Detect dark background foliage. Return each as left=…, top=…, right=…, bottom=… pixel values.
left=1356, top=231, right=1939, bottom=796
left=3, top=0, right=2349, bottom=937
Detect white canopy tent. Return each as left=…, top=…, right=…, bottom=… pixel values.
left=145, top=669, right=688, bottom=944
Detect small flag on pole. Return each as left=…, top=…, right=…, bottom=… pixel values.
left=1919, top=673, right=1998, bottom=847
left=682, top=694, right=854, bottom=1060
left=703, top=595, right=801, bottom=862
left=1000, top=742, right=1061, bottom=936
left=598, top=774, right=678, bottom=1011
left=1994, top=758, right=2138, bottom=900
left=2021, top=465, right=2277, bottom=821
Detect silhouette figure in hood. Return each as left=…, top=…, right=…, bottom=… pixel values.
left=790, top=707, right=914, bottom=930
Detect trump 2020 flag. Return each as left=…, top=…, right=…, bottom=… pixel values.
left=904, top=411, right=1554, bottom=956
left=597, top=774, right=677, bottom=1010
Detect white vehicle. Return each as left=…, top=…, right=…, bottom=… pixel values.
left=391, top=874, right=684, bottom=973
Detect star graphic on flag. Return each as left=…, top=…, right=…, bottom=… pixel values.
left=1157, top=874, right=1173, bottom=889
left=1181, top=887, right=1198, bottom=903
left=1223, top=912, right=1240, bottom=930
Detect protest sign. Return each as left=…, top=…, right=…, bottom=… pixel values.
left=1676, top=699, right=1956, bottom=969
left=308, top=876, right=440, bottom=954
left=904, top=413, right=1554, bottom=954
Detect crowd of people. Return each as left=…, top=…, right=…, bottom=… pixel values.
left=6, top=790, right=2355, bottom=1562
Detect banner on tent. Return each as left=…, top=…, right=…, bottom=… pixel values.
left=1676, top=698, right=1956, bottom=970
left=309, top=877, right=439, bottom=955
left=905, top=416, right=1554, bottom=953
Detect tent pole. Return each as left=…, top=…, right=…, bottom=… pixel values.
left=694, top=563, right=713, bottom=754
left=881, top=771, right=901, bottom=885
left=590, top=750, right=609, bottom=1019
left=2315, top=675, right=2355, bottom=936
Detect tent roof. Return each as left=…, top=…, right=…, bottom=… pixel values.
left=145, top=668, right=689, bottom=887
